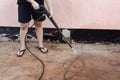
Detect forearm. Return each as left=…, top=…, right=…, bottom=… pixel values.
left=26, top=0, right=35, bottom=4
left=26, top=0, right=39, bottom=10
left=45, top=0, right=53, bottom=12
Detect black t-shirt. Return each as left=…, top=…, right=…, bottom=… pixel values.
left=17, top=0, right=44, bottom=5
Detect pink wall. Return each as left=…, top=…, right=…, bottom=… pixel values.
left=71, top=0, right=120, bottom=29
left=0, top=0, right=18, bottom=27
left=0, top=0, right=120, bottom=29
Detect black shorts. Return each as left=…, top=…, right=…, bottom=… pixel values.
left=18, top=4, right=46, bottom=23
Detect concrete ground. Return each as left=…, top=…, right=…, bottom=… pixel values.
left=0, top=41, right=120, bottom=80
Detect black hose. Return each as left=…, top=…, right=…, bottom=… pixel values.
left=25, top=15, right=46, bottom=80
left=25, top=38, right=45, bottom=80
left=24, top=5, right=76, bottom=80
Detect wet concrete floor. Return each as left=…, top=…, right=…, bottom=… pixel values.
left=0, top=41, right=120, bottom=80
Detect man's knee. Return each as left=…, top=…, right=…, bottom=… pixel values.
left=20, top=23, right=29, bottom=30
left=34, top=21, right=42, bottom=27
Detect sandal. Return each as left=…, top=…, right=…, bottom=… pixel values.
left=38, top=47, right=48, bottom=53
left=16, top=49, right=26, bottom=57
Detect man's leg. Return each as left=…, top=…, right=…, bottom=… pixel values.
left=34, top=21, right=48, bottom=53
left=16, top=22, right=29, bottom=57
left=19, top=23, right=29, bottom=50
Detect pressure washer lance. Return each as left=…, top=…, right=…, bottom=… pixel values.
left=36, top=5, right=77, bottom=54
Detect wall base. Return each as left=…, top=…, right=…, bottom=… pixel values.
left=0, top=27, right=120, bottom=44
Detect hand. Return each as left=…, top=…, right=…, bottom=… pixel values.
left=49, top=10, right=53, bottom=18
left=31, top=1, right=40, bottom=10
